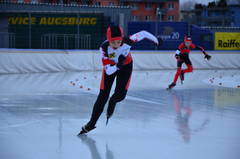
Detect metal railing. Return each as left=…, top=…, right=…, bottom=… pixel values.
left=200, top=26, right=240, bottom=32
left=0, top=32, right=15, bottom=48
left=41, top=34, right=91, bottom=49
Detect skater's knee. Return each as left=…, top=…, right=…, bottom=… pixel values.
left=99, top=90, right=110, bottom=98
left=95, top=90, right=110, bottom=105
left=176, top=68, right=181, bottom=74
left=188, top=66, right=193, bottom=72
left=110, top=91, right=127, bottom=103
left=118, top=92, right=127, bottom=101
left=185, top=65, right=193, bottom=72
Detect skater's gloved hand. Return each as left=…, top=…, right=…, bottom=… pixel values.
left=175, top=54, right=180, bottom=59
left=204, top=54, right=211, bottom=60
left=105, top=65, right=117, bottom=75
left=175, top=49, right=181, bottom=60
left=117, top=55, right=126, bottom=69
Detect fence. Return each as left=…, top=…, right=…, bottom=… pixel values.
left=0, top=1, right=131, bottom=49
left=0, top=32, right=15, bottom=48
left=41, top=34, right=91, bottom=49
left=0, top=12, right=109, bottom=49
left=0, top=2, right=239, bottom=50
left=200, top=26, right=240, bottom=32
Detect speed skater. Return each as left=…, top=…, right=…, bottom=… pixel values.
left=168, top=36, right=211, bottom=89
left=79, top=25, right=159, bottom=135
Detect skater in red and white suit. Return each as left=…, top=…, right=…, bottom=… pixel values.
left=168, top=36, right=211, bottom=89
left=79, top=25, right=159, bottom=134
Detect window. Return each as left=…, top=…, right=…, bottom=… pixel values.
left=95, top=2, right=101, bottom=6
left=131, top=3, right=138, bottom=10
left=145, top=3, right=152, bottom=10
left=109, top=2, right=114, bottom=6
left=168, top=15, right=174, bottom=21
left=168, top=3, right=174, bottom=9
left=145, top=16, right=151, bottom=21
left=132, top=16, right=138, bottom=21
left=157, top=3, right=162, bottom=9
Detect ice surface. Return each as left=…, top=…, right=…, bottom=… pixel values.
left=0, top=70, right=240, bottom=159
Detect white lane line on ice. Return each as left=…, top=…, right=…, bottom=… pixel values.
left=126, top=96, right=162, bottom=105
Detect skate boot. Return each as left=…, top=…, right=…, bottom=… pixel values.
left=106, top=102, right=116, bottom=125
left=78, top=123, right=96, bottom=135
left=167, top=82, right=176, bottom=90
left=180, top=71, right=184, bottom=84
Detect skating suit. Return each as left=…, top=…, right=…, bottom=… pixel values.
left=88, top=31, right=158, bottom=126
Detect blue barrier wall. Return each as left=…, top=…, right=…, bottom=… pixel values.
left=128, top=22, right=214, bottom=50
left=191, top=25, right=214, bottom=50
left=229, top=5, right=240, bottom=27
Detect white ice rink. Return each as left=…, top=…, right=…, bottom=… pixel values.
left=0, top=69, right=240, bottom=159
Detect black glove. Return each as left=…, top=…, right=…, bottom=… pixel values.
left=204, top=54, right=211, bottom=60
left=175, top=54, right=180, bottom=59
left=116, top=55, right=126, bottom=69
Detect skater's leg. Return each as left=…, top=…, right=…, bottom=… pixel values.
left=167, top=68, right=180, bottom=89
left=173, top=54, right=192, bottom=86
left=173, top=59, right=184, bottom=84
left=168, top=59, right=183, bottom=89
left=107, top=90, right=127, bottom=120
left=182, top=55, right=193, bottom=73
left=182, top=64, right=193, bottom=73
left=106, top=62, right=132, bottom=123
left=180, top=56, right=193, bottom=83
left=88, top=90, right=111, bottom=126
left=173, top=67, right=182, bottom=84
left=80, top=70, right=116, bottom=134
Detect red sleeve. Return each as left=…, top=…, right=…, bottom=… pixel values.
left=178, top=43, right=183, bottom=50
left=190, top=43, right=196, bottom=49
left=102, top=58, right=116, bottom=66
left=100, top=47, right=116, bottom=66
left=195, top=45, right=205, bottom=53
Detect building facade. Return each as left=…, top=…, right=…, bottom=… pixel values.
left=229, top=5, right=240, bottom=26
left=74, top=0, right=180, bottom=22
left=3, top=0, right=180, bottom=22
left=181, top=2, right=240, bottom=27
left=119, top=0, right=179, bottom=21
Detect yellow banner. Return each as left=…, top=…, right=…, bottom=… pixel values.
left=8, top=17, right=97, bottom=25
left=215, top=32, right=240, bottom=50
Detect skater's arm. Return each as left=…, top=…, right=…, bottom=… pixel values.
left=100, top=48, right=127, bottom=75
left=195, top=45, right=211, bottom=60
left=195, top=45, right=205, bottom=54
left=100, top=47, right=116, bottom=66
left=175, top=43, right=183, bottom=59
left=99, top=47, right=118, bottom=75
left=129, top=30, right=159, bottom=45
left=105, top=64, right=117, bottom=75
left=104, top=55, right=125, bottom=75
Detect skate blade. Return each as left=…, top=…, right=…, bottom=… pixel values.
left=77, top=130, right=87, bottom=136
left=106, top=118, right=109, bottom=125
left=106, top=115, right=112, bottom=126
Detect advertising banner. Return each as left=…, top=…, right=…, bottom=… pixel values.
left=215, top=32, right=240, bottom=50
left=3, top=13, right=108, bottom=49
left=128, top=22, right=188, bottom=50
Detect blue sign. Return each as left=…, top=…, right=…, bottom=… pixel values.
left=128, top=22, right=214, bottom=50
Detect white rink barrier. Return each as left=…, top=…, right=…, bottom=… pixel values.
left=0, top=49, right=240, bottom=74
